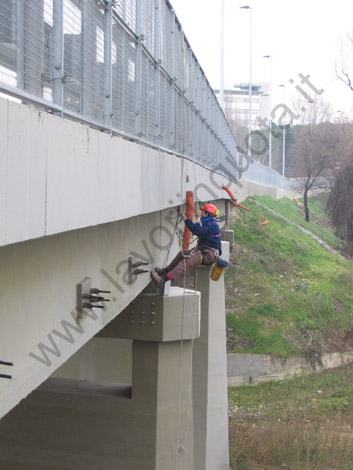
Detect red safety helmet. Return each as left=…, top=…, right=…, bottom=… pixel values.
left=201, top=204, right=219, bottom=217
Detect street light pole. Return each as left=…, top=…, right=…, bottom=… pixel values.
left=220, top=0, right=225, bottom=110
left=279, top=84, right=286, bottom=176
left=263, top=55, right=272, bottom=168
left=240, top=6, right=252, bottom=159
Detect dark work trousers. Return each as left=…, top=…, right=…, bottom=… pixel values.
left=166, top=247, right=217, bottom=280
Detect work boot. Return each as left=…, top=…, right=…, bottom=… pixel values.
left=150, top=271, right=166, bottom=287
left=150, top=271, right=173, bottom=287
left=155, top=266, right=168, bottom=275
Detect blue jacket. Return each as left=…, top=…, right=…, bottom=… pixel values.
left=185, top=216, right=222, bottom=255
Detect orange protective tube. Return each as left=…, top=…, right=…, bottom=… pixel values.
left=182, top=191, right=194, bottom=250
left=231, top=200, right=251, bottom=212
left=222, top=185, right=236, bottom=200
left=222, top=185, right=250, bottom=211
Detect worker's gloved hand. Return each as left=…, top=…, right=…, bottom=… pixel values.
left=177, top=209, right=187, bottom=222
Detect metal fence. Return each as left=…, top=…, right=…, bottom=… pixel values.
left=0, top=0, right=241, bottom=181
left=242, top=159, right=295, bottom=190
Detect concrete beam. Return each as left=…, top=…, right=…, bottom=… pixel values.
left=97, top=286, right=200, bottom=342
left=0, top=97, right=237, bottom=248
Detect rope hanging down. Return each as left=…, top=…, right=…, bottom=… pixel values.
left=174, top=191, right=199, bottom=470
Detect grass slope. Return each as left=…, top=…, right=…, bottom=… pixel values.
left=225, top=195, right=353, bottom=357
left=229, top=363, right=353, bottom=470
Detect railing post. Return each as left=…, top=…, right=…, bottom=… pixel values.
left=81, top=0, right=89, bottom=116
left=195, top=72, right=200, bottom=160
left=104, top=0, right=113, bottom=129
left=153, top=0, right=160, bottom=144
left=188, top=48, right=194, bottom=157
left=206, top=88, right=212, bottom=158
left=16, top=0, right=24, bottom=90
left=53, top=0, right=64, bottom=107
left=121, top=30, right=127, bottom=131
left=169, top=9, right=176, bottom=149
left=134, top=0, right=142, bottom=137
left=179, top=35, right=185, bottom=154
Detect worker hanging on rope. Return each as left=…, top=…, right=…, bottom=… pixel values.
left=150, top=204, right=222, bottom=287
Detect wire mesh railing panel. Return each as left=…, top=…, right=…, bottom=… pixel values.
left=174, top=24, right=183, bottom=87
left=42, top=0, right=54, bottom=101
left=175, top=90, right=182, bottom=154
left=145, top=54, right=155, bottom=142
left=0, top=1, right=17, bottom=88
left=80, top=0, right=105, bottom=122
left=63, top=0, right=83, bottom=113
left=182, top=37, right=189, bottom=99
left=139, top=50, right=147, bottom=138
left=22, top=1, right=51, bottom=97
left=160, top=1, right=172, bottom=78
left=159, top=72, right=171, bottom=149
left=242, top=160, right=294, bottom=190
left=141, top=0, right=154, bottom=55
left=111, top=19, right=124, bottom=130
left=123, top=0, right=136, bottom=31
left=123, top=33, right=137, bottom=135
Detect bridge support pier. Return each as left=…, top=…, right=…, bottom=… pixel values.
left=193, top=240, right=230, bottom=470
left=221, top=229, right=234, bottom=251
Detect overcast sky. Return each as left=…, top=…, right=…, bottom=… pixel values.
left=171, top=0, right=353, bottom=120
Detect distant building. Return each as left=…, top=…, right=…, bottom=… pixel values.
left=215, top=83, right=270, bottom=129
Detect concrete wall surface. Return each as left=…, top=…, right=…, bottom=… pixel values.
left=227, top=352, right=353, bottom=386
left=0, top=97, right=236, bottom=248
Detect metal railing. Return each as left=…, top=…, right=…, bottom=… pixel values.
left=0, top=0, right=241, bottom=181
left=242, top=159, right=295, bottom=190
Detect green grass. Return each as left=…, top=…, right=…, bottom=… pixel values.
left=226, top=196, right=353, bottom=356
left=228, top=363, right=353, bottom=470
left=251, top=194, right=343, bottom=250
left=229, top=363, right=353, bottom=417
left=305, top=192, right=330, bottom=220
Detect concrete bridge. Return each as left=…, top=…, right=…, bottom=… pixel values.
left=0, top=1, right=294, bottom=468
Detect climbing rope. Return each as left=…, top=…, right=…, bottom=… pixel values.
left=174, top=100, right=205, bottom=468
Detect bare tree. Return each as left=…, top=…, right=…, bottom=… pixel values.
left=326, top=122, right=353, bottom=188
left=327, top=164, right=353, bottom=256
left=289, top=123, right=340, bottom=222
left=291, top=95, right=333, bottom=126
left=336, top=31, right=353, bottom=92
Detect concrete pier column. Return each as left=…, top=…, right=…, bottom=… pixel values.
left=224, top=200, right=230, bottom=230
left=193, top=241, right=230, bottom=470
left=221, top=229, right=234, bottom=251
